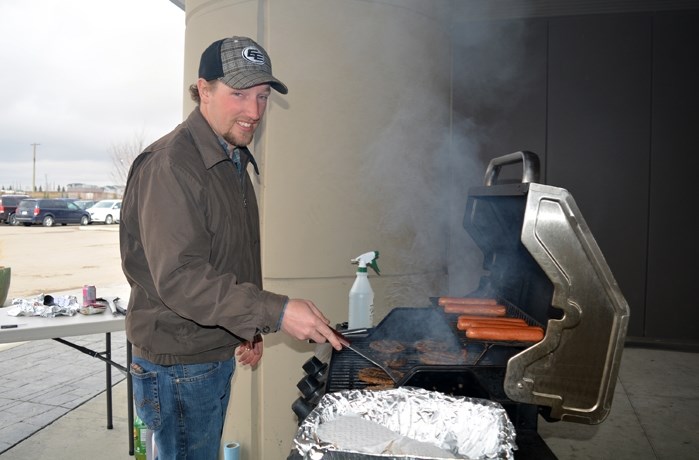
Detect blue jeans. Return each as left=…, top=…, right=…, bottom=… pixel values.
left=130, top=356, right=236, bottom=460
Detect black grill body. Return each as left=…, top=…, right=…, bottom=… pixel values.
left=290, top=151, right=629, bottom=459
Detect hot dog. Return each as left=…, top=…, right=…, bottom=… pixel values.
left=456, top=315, right=528, bottom=323
left=465, top=326, right=545, bottom=342
left=437, top=297, right=498, bottom=306
left=442, top=303, right=507, bottom=316
left=458, top=321, right=528, bottom=331
left=457, top=317, right=528, bottom=330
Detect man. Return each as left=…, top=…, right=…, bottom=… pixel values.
left=120, top=36, right=343, bottom=459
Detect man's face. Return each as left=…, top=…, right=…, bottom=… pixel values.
left=199, top=79, right=271, bottom=147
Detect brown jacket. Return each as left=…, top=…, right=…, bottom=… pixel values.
left=120, top=107, right=287, bottom=365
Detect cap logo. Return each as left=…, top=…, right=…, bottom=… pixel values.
left=242, top=46, right=265, bottom=65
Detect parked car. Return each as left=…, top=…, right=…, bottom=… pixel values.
left=0, top=194, right=30, bottom=225
left=86, top=199, right=121, bottom=224
left=15, top=199, right=91, bottom=227
left=74, top=200, right=97, bottom=210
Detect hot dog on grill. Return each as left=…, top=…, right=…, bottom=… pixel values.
left=465, top=326, right=545, bottom=342
left=437, top=296, right=498, bottom=306
left=457, top=316, right=528, bottom=330
left=442, top=302, right=507, bottom=316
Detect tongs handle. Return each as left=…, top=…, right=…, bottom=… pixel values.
left=330, top=327, right=352, bottom=348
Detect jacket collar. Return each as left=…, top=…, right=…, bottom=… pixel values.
left=185, top=106, right=259, bottom=175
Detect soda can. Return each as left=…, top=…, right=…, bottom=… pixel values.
left=82, top=285, right=97, bottom=306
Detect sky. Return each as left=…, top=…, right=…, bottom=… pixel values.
left=0, top=0, right=185, bottom=191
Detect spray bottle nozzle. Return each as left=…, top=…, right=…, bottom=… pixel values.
left=351, top=251, right=380, bottom=275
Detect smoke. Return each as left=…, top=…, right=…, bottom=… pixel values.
left=354, top=8, right=535, bottom=312
left=358, top=99, right=452, bottom=309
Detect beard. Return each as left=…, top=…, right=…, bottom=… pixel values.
left=223, top=128, right=254, bottom=148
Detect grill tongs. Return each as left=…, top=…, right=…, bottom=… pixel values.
left=330, top=327, right=401, bottom=383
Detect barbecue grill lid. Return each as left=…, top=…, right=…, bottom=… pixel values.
left=464, top=152, right=630, bottom=424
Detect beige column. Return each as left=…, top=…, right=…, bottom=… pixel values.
left=183, top=1, right=452, bottom=458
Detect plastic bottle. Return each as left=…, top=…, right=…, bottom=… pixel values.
left=134, top=415, right=147, bottom=460
left=348, top=251, right=380, bottom=329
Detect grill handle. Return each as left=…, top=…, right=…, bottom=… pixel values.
left=484, top=150, right=540, bottom=186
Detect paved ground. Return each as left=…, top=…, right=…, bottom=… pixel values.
left=0, top=370, right=132, bottom=460
left=0, top=331, right=127, bottom=453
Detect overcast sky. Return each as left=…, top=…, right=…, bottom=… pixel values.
left=0, top=0, right=185, bottom=190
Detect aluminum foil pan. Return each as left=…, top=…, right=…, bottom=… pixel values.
left=294, top=387, right=516, bottom=460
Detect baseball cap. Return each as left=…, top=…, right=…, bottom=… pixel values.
left=198, top=36, right=288, bottom=94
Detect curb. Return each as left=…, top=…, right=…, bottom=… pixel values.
left=79, top=225, right=120, bottom=232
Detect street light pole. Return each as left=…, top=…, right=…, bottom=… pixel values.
left=31, top=143, right=40, bottom=193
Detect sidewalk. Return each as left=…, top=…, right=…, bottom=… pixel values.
left=0, top=378, right=131, bottom=459
left=0, top=331, right=128, bottom=455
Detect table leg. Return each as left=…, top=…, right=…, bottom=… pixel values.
left=106, top=332, right=113, bottom=429
left=49, top=334, right=131, bottom=454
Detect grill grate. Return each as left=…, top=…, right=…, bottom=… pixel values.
left=324, top=305, right=537, bottom=394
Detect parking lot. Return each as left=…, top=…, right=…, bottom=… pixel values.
left=0, top=224, right=125, bottom=301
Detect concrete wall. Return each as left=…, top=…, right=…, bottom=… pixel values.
left=182, top=1, right=453, bottom=458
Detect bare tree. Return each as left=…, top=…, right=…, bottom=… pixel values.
left=110, top=131, right=147, bottom=185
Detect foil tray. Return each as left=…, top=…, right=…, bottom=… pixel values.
left=293, top=387, right=516, bottom=460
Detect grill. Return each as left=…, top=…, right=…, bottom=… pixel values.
left=291, top=151, right=630, bottom=458
left=323, top=306, right=536, bottom=390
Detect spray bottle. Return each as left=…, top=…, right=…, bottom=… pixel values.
left=348, top=251, right=380, bottom=330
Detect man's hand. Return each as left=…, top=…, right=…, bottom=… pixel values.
left=235, top=334, right=263, bottom=367
left=281, top=299, right=344, bottom=350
